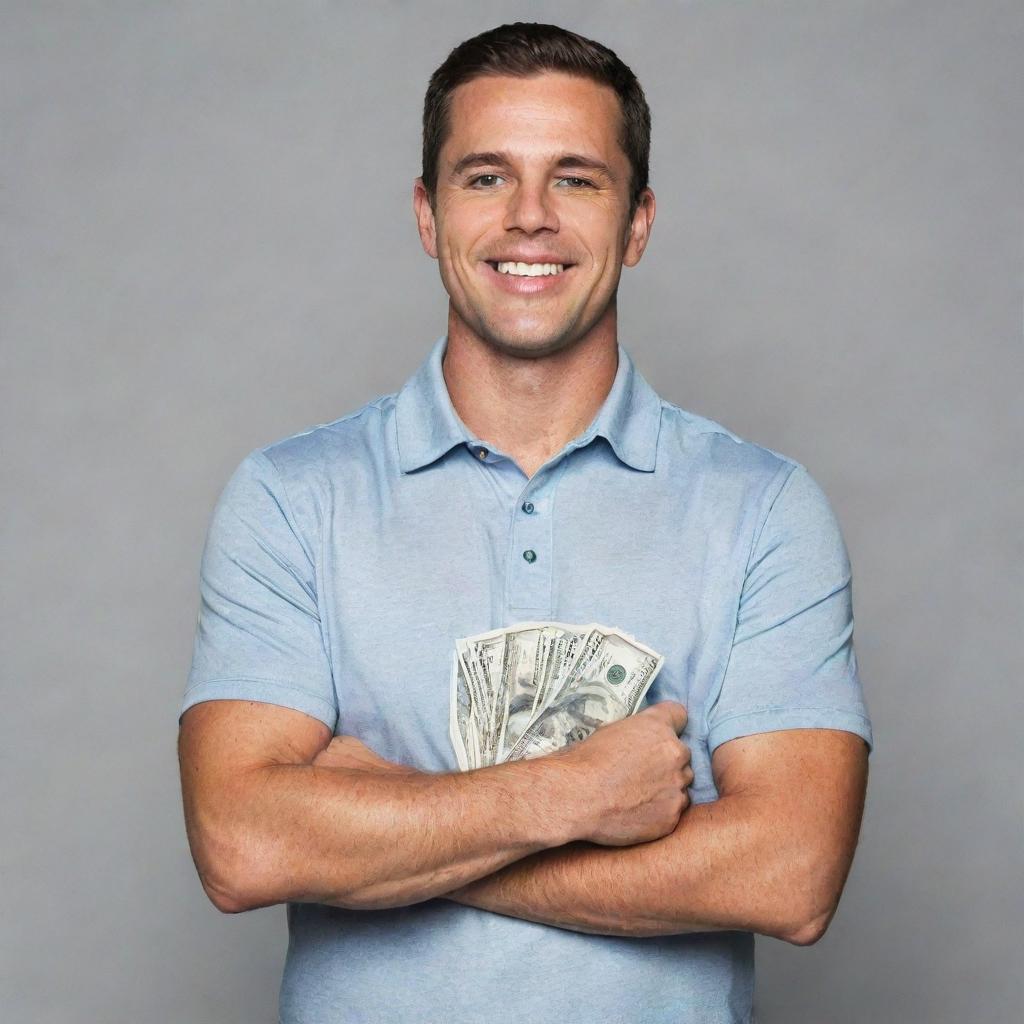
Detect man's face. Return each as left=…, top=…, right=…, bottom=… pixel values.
left=414, top=71, right=655, bottom=359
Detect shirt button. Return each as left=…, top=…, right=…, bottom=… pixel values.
left=521, top=501, right=535, bottom=514
left=477, top=447, right=489, bottom=460
left=522, top=549, right=537, bottom=564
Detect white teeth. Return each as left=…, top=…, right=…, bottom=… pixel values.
left=496, top=261, right=565, bottom=276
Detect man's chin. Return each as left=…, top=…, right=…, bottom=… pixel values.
left=471, top=324, right=585, bottom=361
left=447, top=301, right=607, bottom=360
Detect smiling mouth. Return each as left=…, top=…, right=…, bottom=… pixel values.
left=486, top=260, right=572, bottom=277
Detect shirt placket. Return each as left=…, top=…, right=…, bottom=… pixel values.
left=505, top=475, right=551, bottom=616
left=467, top=440, right=580, bottom=620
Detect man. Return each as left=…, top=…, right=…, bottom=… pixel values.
left=178, top=22, right=872, bottom=1024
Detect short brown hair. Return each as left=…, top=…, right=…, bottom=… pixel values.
left=421, top=22, right=651, bottom=215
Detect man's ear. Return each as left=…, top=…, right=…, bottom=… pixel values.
left=622, top=187, right=656, bottom=268
left=413, top=178, right=438, bottom=259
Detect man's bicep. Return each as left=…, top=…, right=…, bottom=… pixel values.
left=180, top=449, right=340, bottom=732
left=179, top=699, right=333, bottom=776
left=711, top=727, right=869, bottom=940
left=712, top=727, right=868, bottom=803
left=705, top=464, right=873, bottom=757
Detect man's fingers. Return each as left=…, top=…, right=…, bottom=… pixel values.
left=646, top=700, right=688, bottom=734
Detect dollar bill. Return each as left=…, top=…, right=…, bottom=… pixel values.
left=450, top=621, right=664, bottom=768
left=449, top=652, right=472, bottom=771
left=489, top=626, right=541, bottom=763
left=504, top=632, right=662, bottom=761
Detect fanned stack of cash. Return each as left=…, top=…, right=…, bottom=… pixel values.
left=449, top=621, right=665, bottom=770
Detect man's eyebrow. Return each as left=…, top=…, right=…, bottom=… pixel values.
left=553, top=154, right=616, bottom=179
left=450, top=152, right=513, bottom=176
left=449, top=151, right=617, bottom=179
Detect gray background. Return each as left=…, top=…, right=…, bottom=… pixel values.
left=2, top=1, right=1021, bottom=1021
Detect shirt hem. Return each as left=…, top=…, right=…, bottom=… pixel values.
left=179, top=678, right=338, bottom=732
left=706, top=706, right=873, bottom=757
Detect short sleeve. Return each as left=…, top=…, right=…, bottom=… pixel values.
left=705, top=464, right=873, bottom=757
left=179, top=449, right=338, bottom=732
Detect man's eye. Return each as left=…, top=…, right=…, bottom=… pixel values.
left=470, top=174, right=505, bottom=187
left=558, top=177, right=594, bottom=188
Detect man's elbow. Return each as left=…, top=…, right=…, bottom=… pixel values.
left=782, top=907, right=832, bottom=946
left=778, top=874, right=842, bottom=946
left=208, top=888, right=248, bottom=915
left=200, top=866, right=251, bottom=915
left=193, top=826, right=285, bottom=914
left=181, top=815, right=264, bottom=913
left=201, top=847, right=304, bottom=914
left=773, top=821, right=862, bottom=946
left=198, top=842, right=378, bottom=915
left=202, top=859, right=303, bottom=914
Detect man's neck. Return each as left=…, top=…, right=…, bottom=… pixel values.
left=442, top=317, right=619, bottom=480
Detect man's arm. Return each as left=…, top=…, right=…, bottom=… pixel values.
left=441, top=467, right=874, bottom=945
left=444, top=728, right=868, bottom=945
left=177, top=698, right=692, bottom=915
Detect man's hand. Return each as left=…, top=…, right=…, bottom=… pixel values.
left=556, top=700, right=693, bottom=846
left=310, top=735, right=416, bottom=775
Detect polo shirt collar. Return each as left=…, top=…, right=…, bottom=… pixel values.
left=395, top=335, right=661, bottom=474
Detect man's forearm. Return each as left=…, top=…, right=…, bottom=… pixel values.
left=204, top=704, right=692, bottom=917
left=220, top=758, right=574, bottom=913
left=446, top=792, right=813, bottom=943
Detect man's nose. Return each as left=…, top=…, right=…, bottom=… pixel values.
left=502, top=179, right=559, bottom=234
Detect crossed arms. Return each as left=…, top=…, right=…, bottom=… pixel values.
left=177, top=697, right=868, bottom=946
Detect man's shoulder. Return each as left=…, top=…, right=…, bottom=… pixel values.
left=656, top=398, right=802, bottom=487
left=252, top=392, right=398, bottom=484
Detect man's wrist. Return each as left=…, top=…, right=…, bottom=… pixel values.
left=500, top=746, right=589, bottom=849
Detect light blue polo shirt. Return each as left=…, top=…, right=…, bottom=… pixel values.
left=181, top=335, right=873, bottom=1024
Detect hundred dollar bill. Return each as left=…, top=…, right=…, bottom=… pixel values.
left=502, top=682, right=632, bottom=761
left=451, top=621, right=665, bottom=769
left=502, top=628, right=664, bottom=762
left=464, top=630, right=508, bottom=764
left=499, top=623, right=588, bottom=759
left=536, top=625, right=582, bottom=709
left=449, top=652, right=471, bottom=771
left=493, top=622, right=588, bottom=759
left=455, top=637, right=494, bottom=764
left=490, top=625, right=545, bottom=766
left=455, top=623, right=540, bottom=767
